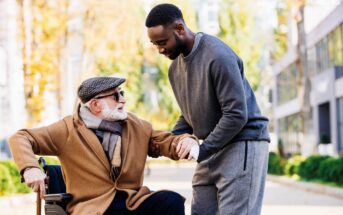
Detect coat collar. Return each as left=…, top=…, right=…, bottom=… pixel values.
left=73, top=104, right=130, bottom=174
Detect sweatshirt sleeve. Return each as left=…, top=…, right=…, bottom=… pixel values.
left=172, top=114, right=193, bottom=135
left=8, top=118, right=69, bottom=172
left=198, top=55, right=248, bottom=162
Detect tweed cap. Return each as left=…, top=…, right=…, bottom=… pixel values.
left=78, top=76, right=126, bottom=103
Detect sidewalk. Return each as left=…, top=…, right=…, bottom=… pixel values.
left=0, top=193, right=36, bottom=215
left=267, top=175, right=343, bottom=199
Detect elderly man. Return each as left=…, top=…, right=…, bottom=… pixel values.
left=9, top=76, right=198, bottom=215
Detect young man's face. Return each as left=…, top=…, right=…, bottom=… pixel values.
left=147, top=24, right=184, bottom=60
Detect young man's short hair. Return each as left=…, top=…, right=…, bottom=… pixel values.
left=145, top=3, right=184, bottom=27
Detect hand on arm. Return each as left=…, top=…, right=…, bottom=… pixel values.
left=23, top=167, right=47, bottom=199
left=176, top=137, right=199, bottom=160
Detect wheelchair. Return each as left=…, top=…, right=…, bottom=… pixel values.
left=36, top=157, right=72, bottom=215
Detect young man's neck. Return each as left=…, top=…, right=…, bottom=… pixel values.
left=182, top=29, right=196, bottom=56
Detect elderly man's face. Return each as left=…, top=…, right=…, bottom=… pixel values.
left=92, top=88, right=127, bottom=121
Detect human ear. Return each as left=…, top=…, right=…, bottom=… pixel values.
left=89, top=100, right=102, bottom=114
left=174, top=23, right=185, bottom=36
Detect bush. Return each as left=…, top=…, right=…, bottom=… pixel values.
left=268, top=152, right=286, bottom=175
left=0, top=157, right=60, bottom=196
left=285, top=155, right=305, bottom=176
left=317, top=156, right=343, bottom=184
left=298, top=155, right=330, bottom=180
left=42, top=156, right=60, bottom=165
left=0, top=160, right=31, bottom=194
left=0, top=163, right=15, bottom=195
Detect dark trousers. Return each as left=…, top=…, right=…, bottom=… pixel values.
left=104, top=191, right=185, bottom=215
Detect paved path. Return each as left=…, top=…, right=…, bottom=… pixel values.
left=144, top=163, right=343, bottom=215
left=1, top=163, right=343, bottom=215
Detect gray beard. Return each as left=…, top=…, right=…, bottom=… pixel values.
left=101, top=100, right=128, bottom=121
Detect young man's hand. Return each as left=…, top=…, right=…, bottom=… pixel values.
left=177, top=137, right=199, bottom=160
left=23, top=167, right=46, bottom=199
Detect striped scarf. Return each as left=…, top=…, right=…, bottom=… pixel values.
left=79, top=105, right=125, bottom=180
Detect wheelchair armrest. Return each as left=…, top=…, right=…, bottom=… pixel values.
left=44, top=193, right=73, bottom=203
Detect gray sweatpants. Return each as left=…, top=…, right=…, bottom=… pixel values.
left=191, top=140, right=269, bottom=215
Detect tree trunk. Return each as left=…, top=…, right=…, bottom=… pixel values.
left=19, top=0, right=33, bottom=122
left=295, top=2, right=311, bottom=153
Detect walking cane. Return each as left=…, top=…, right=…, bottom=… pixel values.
left=36, top=191, right=41, bottom=215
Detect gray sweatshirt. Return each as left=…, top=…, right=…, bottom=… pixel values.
left=169, top=33, right=270, bottom=162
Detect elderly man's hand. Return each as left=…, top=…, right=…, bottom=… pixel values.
left=23, top=167, right=46, bottom=199
left=148, top=139, right=160, bottom=158
left=176, top=137, right=199, bottom=160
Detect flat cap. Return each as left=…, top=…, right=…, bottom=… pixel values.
left=78, top=76, right=125, bottom=103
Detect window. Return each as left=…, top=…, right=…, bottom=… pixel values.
left=278, top=113, right=303, bottom=155
left=314, top=23, right=343, bottom=74
left=328, top=31, right=336, bottom=67
left=335, top=24, right=343, bottom=65
left=277, top=63, right=298, bottom=105
left=338, top=97, right=343, bottom=153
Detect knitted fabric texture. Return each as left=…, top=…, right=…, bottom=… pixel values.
left=79, top=105, right=126, bottom=179
left=78, top=76, right=125, bottom=103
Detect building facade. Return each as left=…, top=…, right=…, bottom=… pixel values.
left=273, top=2, right=343, bottom=156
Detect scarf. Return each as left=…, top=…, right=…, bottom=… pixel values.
left=79, top=105, right=126, bottom=180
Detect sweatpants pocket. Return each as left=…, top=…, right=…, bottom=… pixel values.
left=209, top=141, right=247, bottom=181
left=243, top=141, right=248, bottom=171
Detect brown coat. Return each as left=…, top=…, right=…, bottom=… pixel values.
left=9, top=111, right=190, bottom=215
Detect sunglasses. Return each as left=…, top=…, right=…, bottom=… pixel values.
left=94, top=90, right=125, bottom=101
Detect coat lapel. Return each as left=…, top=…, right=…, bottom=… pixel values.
left=118, top=120, right=129, bottom=177
left=74, top=111, right=110, bottom=171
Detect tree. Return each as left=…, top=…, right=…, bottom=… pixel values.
left=81, top=0, right=146, bottom=112
left=272, top=1, right=289, bottom=61
left=18, top=0, right=68, bottom=126
left=217, top=0, right=263, bottom=90
left=287, top=0, right=311, bottom=152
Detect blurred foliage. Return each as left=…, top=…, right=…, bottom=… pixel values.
left=317, top=156, right=343, bottom=184
left=218, top=0, right=262, bottom=90
left=271, top=0, right=288, bottom=61
left=16, top=0, right=269, bottom=130
left=0, top=160, right=30, bottom=196
left=268, top=152, right=343, bottom=186
left=284, top=155, right=304, bottom=176
left=41, top=156, right=60, bottom=165
left=298, top=155, right=330, bottom=180
left=268, top=151, right=286, bottom=175
left=19, top=0, right=68, bottom=126
left=82, top=0, right=146, bottom=113
left=0, top=163, right=15, bottom=195
left=0, top=157, right=60, bottom=196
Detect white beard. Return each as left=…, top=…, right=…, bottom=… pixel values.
left=100, top=100, right=128, bottom=121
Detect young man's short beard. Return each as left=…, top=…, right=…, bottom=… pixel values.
left=169, top=33, right=183, bottom=59
left=100, top=100, right=127, bottom=121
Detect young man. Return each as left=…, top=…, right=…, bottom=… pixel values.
left=9, top=76, right=198, bottom=215
left=146, top=4, right=270, bottom=215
